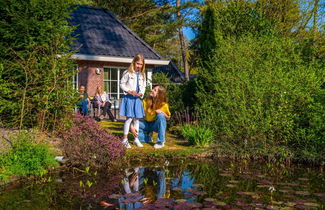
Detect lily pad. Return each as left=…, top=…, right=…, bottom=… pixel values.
left=237, top=192, right=255, bottom=196
left=294, top=204, right=309, bottom=209
left=220, top=173, right=232, bottom=177
left=108, top=194, right=121, bottom=199
left=256, top=185, right=270, bottom=188
left=214, top=201, right=227, bottom=206
left=272, top=201, right=283, bottom=205
left=192, top=184, right=204, bottom=188
left=175, top=199, right=187, bottom=203
left=314, top=193, right=325, bottom=197
left=235, top=201, right=250, bottom=207
left=285, top=202, right=296, bottom=207
left=258, top=180, right=272, bottom=185
left=188, top=190, right=207, bottom=196
left=303, top=202, right=320, bottom=207
left=187, top=202, right=203, bottom=208
left=295, top=191, right=310, bottom=196
left=266, top=205, right=279, bottom=209
left=204, top=198, right=217, bottom=202
left=279, top=189, right=294, bottom=193
left=285, top=183, right=299, bottom=187
left=298, top=178, right=309, bottom=181
left=229, top=180, right=240, bottom=184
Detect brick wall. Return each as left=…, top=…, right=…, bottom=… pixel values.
left=77, top=60, right=155, bottom=97
left=76, top=60, right=155, bottom=120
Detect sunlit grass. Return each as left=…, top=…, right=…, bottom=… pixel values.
left=99, top=121, right=203, bottom=155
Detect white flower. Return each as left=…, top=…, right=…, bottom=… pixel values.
left=268, top=186, right=276, bottom=192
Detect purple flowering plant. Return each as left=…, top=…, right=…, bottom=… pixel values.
left=60, top=114, right=125, bottom=168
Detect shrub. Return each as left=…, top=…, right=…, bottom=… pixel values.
left=195, top=34, right=324, bottom=159
left=60, top=114, right=125, bottom=168
left=152, top=72, right=199, bottom=127
left=0, top=0, right=77, bottom=130
left=181, top=124, right=214, bottom=147
left=0, top=131, right=57, bottom=181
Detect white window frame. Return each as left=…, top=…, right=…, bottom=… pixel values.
left=146, top=68, right=152, bottom=89
left=103, top=66, right=127, bottom=101
left=72, top=65, right=79, bottom=90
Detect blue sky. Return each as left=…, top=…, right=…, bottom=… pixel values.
left=183, top=27, right=196, bottom=40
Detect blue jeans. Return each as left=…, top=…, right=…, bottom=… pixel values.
left=139, top=113, right=167, bottom=143
left=156, top=170, right=166, bottom=198
left=77, top=99, right=88, bottom=115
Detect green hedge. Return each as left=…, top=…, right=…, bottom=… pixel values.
left=195, top=35, right=324, bottom=160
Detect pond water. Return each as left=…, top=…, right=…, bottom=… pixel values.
left=0, top=159, right=324, bottom=209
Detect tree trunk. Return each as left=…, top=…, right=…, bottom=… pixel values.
left=176, top=0, right=189, bottom=81
left=312, top=0, right=319, bottom=62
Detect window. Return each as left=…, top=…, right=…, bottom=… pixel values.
left=104, top=67, right=126, bottom=100
left=72, top=65, right=78, bottom=90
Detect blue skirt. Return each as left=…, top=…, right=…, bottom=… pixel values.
left=119, top=94, right=145, bottom=118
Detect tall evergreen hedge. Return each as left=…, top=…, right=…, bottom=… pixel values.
left=195, top=1, right=324, bottom=159
left=0, top=0, right=77, bottom=130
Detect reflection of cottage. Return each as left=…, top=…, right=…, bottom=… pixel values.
left=69, top=5, right=174, bottom=99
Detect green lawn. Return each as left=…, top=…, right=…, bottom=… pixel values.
left=100, top=121, right=189, bottom=150
left=99, top=121, right=208, bottom=161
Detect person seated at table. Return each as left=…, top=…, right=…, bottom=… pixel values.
left=94, top=86, right=116, bottom=122
left=77, top=85, right=90, bottom=115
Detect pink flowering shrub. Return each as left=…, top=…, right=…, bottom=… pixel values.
left=60, top=114, right=125, bottom=168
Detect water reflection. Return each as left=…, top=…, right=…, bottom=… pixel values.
left=0, top=161, right=324, bottom=209
left=118, top=166, right=199, bottom=209
left=119, top=168, right=143, bottom=209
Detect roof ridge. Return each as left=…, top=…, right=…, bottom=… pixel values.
left=76, top=4, right=104, bottom=10
left=102, top=9, right=162, bottom=59
left=169, top=61, right=185, bottom=81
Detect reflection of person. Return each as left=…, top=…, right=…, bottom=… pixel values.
left=123, top=168, right=140, bottom=193
left=131, top=85, right=171, bottom=149
left=119, top=54, right=146, bottom=148
left=77, top=85, right=89, bottom=115
left=94, top=86, right=115, bottom=121
left=156, top=169, right=166, bottom=199
left=119, top=167, right=144, bottom=210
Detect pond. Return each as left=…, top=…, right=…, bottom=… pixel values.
left=0, top=159, right=324, bottom=209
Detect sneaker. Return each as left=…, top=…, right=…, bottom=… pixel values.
left=134, top=139, right=143, bottom=147
left=122, top=139, right=132, bottom=149
left=154, top=142, right=164, bottom=149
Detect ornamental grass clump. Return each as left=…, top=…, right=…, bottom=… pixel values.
left=61, top=114, right=125, bottom=168
left=181, top=124, right=214, bottom=147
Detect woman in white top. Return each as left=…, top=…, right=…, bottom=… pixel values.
left=94, top=86, right=115, bottom=121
